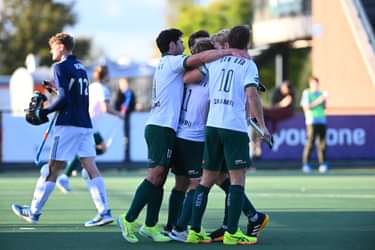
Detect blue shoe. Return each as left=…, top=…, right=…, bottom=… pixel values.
left=84, top=210, right=114, bottom=227
left=318, top=164, right=328, bottom=173
left=11, top=204, right=40, bottom=224
left=56, top=174, right=72, bottom=194
left=302, top=164, right=312, bottom=173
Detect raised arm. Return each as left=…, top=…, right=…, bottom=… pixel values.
left=185, top=48, right=249, bottom=68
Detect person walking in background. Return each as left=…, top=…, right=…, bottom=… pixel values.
left=11, top=32, right=113, bottom=227
left=114, top=77, right=136, bottom=162
left=300, top=76, right=328, bottom=173
left=56, top=65, right=122, bottom=194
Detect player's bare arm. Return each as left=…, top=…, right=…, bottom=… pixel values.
left=246, top=86, right=270, bottom=136
left=183, top=68, right=204, bottom=84
left=308, top=93, right=328, bottom=109
left=102, top=100, right=124, bottom=118
left=185, top=48, right=249, bottom=68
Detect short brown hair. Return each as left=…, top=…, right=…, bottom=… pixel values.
left=93, top=65, right=108, bottom=81
left=228, top=25, right=250, bottom=49
left=309, top=76, right=319, bottom=83
left=191, top=38, right=215, bottom=54
left=188, top=30, right=210, bottom=49
left=49, top=32, right=75, bottom=51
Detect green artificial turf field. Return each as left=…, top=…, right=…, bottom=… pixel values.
left=0, top=168, right=374, bottom=250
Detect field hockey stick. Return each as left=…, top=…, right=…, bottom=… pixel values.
left=247, top=117, right=274, bottom=149
left=42, top=80, right=58, bottom=94
left=105, top=128, right=118, bottom=148
left=34, top=112, right=58, bottom=166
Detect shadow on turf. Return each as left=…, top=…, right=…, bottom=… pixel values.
left=1, top=211, right=375, bottom=250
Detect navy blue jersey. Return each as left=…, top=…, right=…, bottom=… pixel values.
left=49, top=55, right=92, bottom=128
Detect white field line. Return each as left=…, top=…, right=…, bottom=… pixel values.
left=251, top=193, right=375, bottom=199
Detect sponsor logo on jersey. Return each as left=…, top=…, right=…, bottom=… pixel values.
left=234, top=159, right=246, bottom=165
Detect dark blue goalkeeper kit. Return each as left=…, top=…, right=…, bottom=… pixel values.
left=46, top=55, right=92, bottom=128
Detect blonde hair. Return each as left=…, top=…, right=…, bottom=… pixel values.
left=211, top=29, right=230, bottom=47
left=48, top=32, right=74, bottom=51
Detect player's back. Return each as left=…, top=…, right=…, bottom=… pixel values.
left=204, top=56, right=259, bottom=133
left=54, top=55, right=92, bottom=128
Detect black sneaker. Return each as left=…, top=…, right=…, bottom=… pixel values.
left=209, top=226, right=226, bottom=242
left=247, top=212, right=269, bottom=238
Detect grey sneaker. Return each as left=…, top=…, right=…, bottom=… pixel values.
left=168, top=229, right=188, bottom=242
left=84, top=210, right=114, bottom=227
left=11, top=204, right=40, bottom=224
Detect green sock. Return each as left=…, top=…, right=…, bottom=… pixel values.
left=126, top=179, right=154, bottom=222
left=166, top=188, right=185, bottom=228
left=191, top=185, right=210, bottom=232
left=176, top=189, right=195, bottom=231
left=219, top=178, right=231, bottom=227
left=145, top=186, right=164, bottom=227
left=64, top=156, right=81, bottom=177
left=242, top=194, right=257, bottom=219
left=227, top=185, right=244, bottom=234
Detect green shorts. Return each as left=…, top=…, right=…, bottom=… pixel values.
left=171, top=137, right=203, bottom=179
left=144, top=124, right=176, bottom=168
left=203, top=126, right=251, bottom=171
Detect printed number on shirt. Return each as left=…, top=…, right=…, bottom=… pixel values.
left=69, top=77, right=89, bottom=95
left=182, top=87, right=192, bottom=112
left=218, top=69, right=234, bottom=92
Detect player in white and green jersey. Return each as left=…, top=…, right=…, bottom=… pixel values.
left=117, top=28, right=248, bottom=244
left=207, top=29, right=269, bottom=243
left=184, top=25, right=271, bottom=245
left=162, top=30, right=210, bottom=236
left=166, top=37, right=212, bottom=242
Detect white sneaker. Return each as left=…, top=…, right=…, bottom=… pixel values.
left=84, top=210, right=114, bottom=227
left=168, top=229, right=188, bottom=242
left=318, top=164, right=328, bottom=173
left=56, top=174, right=72, bottom=193
left=302, top=164, right=312, bottom=173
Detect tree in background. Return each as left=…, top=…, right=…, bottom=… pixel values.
left=0, top=0, right=91, bottom=74
left=170, top=0, right=253, bottom=53
left=167, top=0, right=311, bottom=104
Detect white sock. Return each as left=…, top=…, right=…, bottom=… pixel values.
left=87, top=176, right=109, bottom=214
left=250, top=212, right=259, bottom=222
left=30, top=178, right=55, bottom=214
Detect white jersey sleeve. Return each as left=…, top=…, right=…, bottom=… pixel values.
left=243, top=60, right=260, bottom=88
left=168, top=54, right=188, bottom=73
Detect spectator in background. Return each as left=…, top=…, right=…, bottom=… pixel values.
left=251, top=81, right=295, bottom=159
left=114, top=78, right=136, bottom=162
left=264, top=80, right=295, bottom=132
left=300, top=76, right=328, bottom=173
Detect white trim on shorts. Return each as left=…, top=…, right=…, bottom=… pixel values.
left=50, top=125, right=96, bottom=161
